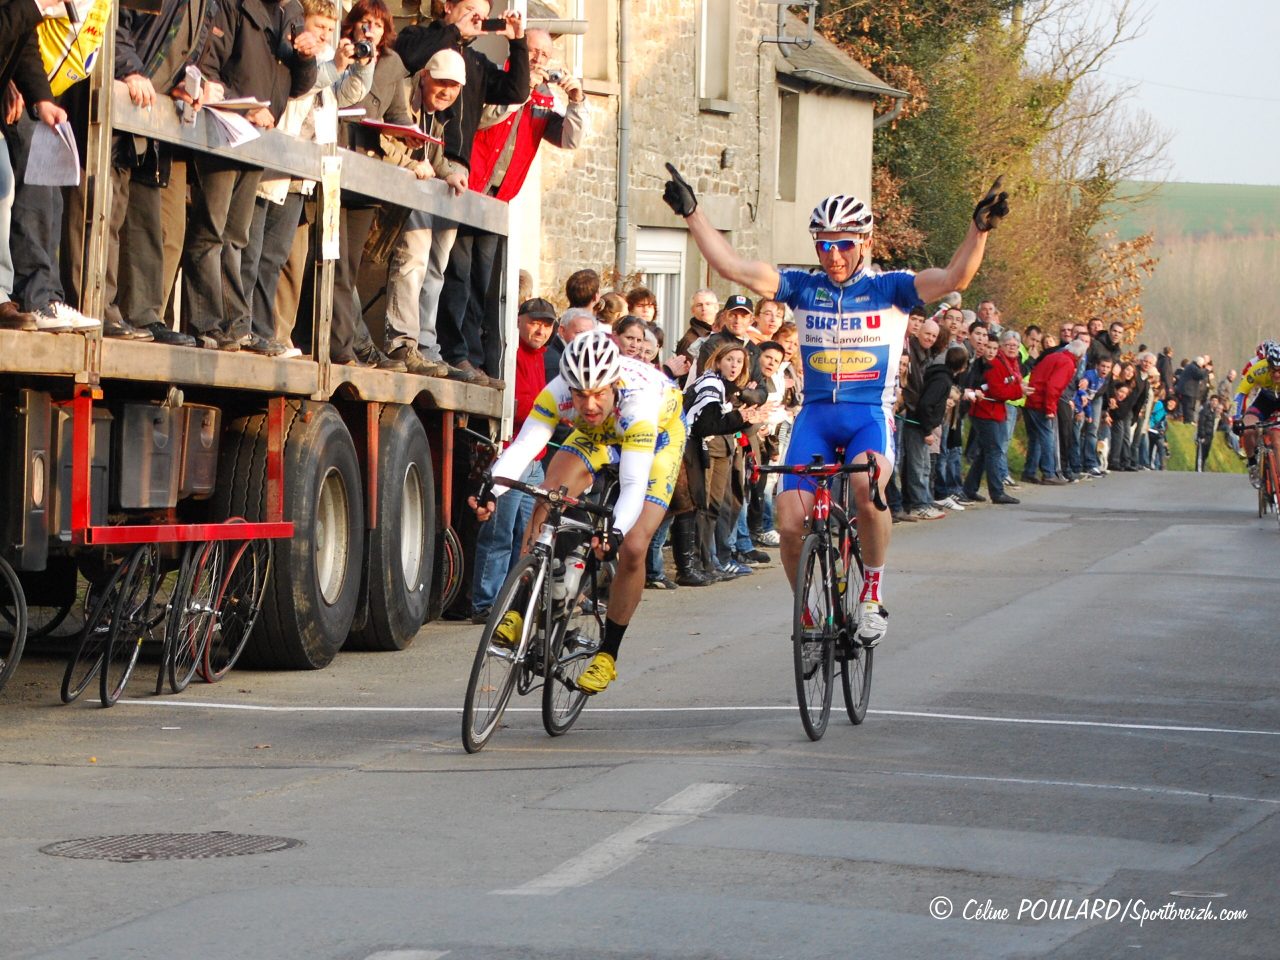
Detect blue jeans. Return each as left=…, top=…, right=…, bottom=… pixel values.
left=646, top=511, right=674, bottom=579
left=900, top=423, right=932, bottom=510
left=963, top=417, right=1008, bottom=499
left=735, top=503, right=753, bottom=553
left=471, top=459, right=543, bottom=614
left=1024, top=409, right=1059, bottom=477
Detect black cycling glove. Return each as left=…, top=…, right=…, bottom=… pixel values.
left=596, top=527, right=624, bottom=562
left=972, top=175, right=1010, bottom=232
left=662, top=162, right=698, bottom=217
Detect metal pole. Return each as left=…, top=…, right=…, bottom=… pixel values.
left=614, top=0, right=631, bottom=281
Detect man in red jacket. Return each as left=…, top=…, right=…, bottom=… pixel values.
left=962, top=330, right=1029, bottom=504
left=1024, top=338, right=1087, bottom=483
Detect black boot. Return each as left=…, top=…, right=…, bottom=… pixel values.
left=673, top=512, right=711, bottom=586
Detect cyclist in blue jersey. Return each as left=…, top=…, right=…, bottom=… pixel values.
left=663, top=164, right=1008, bottom=646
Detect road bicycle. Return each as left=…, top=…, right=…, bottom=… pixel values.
left=759, top=453, right=886, bottom=741
left=1245, top=417, right=1280, bottom=529
left=461, top=475, right=614, bottom=753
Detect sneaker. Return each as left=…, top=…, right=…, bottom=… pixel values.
left=1004, top=476, right=1021, bottom=488
left=278, top=345, right=304, bottom=359
left=469, top=607, right=491, bottom=625
left=491, top=610, right=524, bottom=649
left=935, top=496, right=965, bottom=512
left=738, top=548, right=771, bottom=564
left=238, top=333, right=287, bottom=356
left=910, top=505, right=946, bottom=520
left=37, top=302, right=101, bottom=332
left=1087, top=467, right=1104, bottom=478
left=198, top=330, right=241, bottom=352
left=855, top=602, right=888, bottom=647
left=142, top=323, right=197, bottom=347
left=719, top=560, right=753, bottom=577
left=754, top=529, right=781, bottom=547
left=644, top=575, right=679, bottom=590
left=577, top=652, right=617, bottom=694
left=454, top=359, right=505, bottom=390
left=389, top=343, right=448, bottom=377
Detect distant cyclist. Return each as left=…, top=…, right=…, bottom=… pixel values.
left=470, top=329, right=686, bottom=694
left=662, top=164, right=1008, bottom=646
left=1232, top=340, right=1280, bottom=487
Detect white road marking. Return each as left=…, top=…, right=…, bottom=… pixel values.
left=363, top=952, right=448, bottom=960
left=492, top=782, right=741, bottom=896
left=124, top=699, right=1280, bottom=738
left=880, top=770, right=1280, bottom=806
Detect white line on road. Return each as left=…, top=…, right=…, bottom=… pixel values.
left=880, top=770, right=1280, bottom=806
left=492, top=782, right=742, bottom=896
left=362, top=952, right=449, bottom=960
left=124, top=699, right=1280, bottom=738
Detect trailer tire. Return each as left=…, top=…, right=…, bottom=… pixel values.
left=348, top=404, right=435, bottom=651
left=216, top=402, right=363, bottom=669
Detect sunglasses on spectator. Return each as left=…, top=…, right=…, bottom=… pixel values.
left=814, top=239, right=863, bottom=254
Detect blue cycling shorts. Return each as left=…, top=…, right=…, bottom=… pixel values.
left=779, top=400, right=896, bottom=493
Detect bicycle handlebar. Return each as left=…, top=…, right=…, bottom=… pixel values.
left=488, top=475, right=614, bottom=519
left=758, top=454, right=888, bottom=512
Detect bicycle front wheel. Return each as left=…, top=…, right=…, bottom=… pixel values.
left=836, top=523, right=873, bottom=725
left=542, top=562, right=603, bottom=737
left=793, top=534, right=834, bottom=741
left=101, top=545, right=162, bottom=707
left=0, top=556, right=27, bottom=698
left=167, top=541, right=225, bottom=694
left=203, top=539, right=272, bottom=682
left=462, top=554, right=544, bottom=753
left=62, top=555, right=132, bottom=704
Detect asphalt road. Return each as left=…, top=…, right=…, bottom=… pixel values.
left=2, top=472, right=1278, bottom=960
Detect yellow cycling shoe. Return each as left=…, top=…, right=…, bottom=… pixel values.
left=577, top=652, right=617, bottom=695
left=491, top=610, right=524, bottom=649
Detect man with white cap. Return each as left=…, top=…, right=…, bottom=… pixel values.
left=382, top=48, right=472, bottom=377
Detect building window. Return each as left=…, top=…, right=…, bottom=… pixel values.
left=634, top=227, right=688, bottom=350
left=698, top=0, right=732, bottom=104
left=777, top=90, right=799, bottom=202
left=565, top=0, right=615, bottom=86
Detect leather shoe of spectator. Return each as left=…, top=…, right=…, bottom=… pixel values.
left=1039, top=476, right=1067, bottom=485
left=142, top=323, right=197, bottom=347
left=991, top=494, right=1021, bottom=504
left=0, top=301, right=38, bottom=331
left=103, top=317, right=154, bottom=340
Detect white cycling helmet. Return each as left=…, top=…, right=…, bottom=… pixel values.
left=1265, top=341, right=1280, bottom=368
left=1257, top=339, right=1279, bottom=359
left=560, top=328, right=623, bottom=390
left=809, top=194, right=874, bottom=237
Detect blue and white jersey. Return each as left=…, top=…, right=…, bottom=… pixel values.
left=775, top=267, right=922, bottom=407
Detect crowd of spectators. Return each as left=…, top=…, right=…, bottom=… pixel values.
left=0, top=0, right=586, bottom=390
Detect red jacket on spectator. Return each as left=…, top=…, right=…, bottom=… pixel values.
left=970, top=352, right=1022, bottom=421
left=1026, top=349, right=1076, bottom=414
left=469, top=86, right=583, bottom=200
left=513, top=339, right=547, bottom=460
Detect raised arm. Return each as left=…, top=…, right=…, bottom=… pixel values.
left=914, top=177, right=1009, bottom=303
left=663, top=164, right=779, bottom=299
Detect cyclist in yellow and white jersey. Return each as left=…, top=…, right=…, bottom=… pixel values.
left=470, top=329, right=686, bottom=694
left=1232, top=340, right=1280, bottom=486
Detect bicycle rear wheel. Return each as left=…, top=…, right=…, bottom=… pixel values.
left=793, top=534, right=834, bottom=741
left=542, top=561, right=603, bottom=737
left=167, top=541, right=225, bottom=694
left=0, top=557, right=27, bottom=698
left=202, top=539, right=272, bottom=682
left=101, top=545, right=162, bottom=707
left=62, top=554, right=132, bottom=704
left=1269, top=449, right=1280, bottom=530
left=836, top=523, right=874, bottom=725
left=462, top=554, right=544, bottom=753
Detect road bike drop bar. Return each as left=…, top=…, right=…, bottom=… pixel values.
left=483, top=476, right=616, bottom=518
left=756, top=454, right=888, bottom=513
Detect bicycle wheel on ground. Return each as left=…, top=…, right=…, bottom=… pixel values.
left=542, top=562, right=603, bottom=737
left=61, top=551, right=133, bottom=704
left=101, top=545, right=163, bottom=707
left=0, top=557, right=27, bottom=697
left=462, top=554, right=545, bottom=754
left=835, top=521, right=873, bottom=725
left=793, top=534, right=834, bottom=741
left=202, top=538, right=272, bottom=682
left=1269, top=450, right=1280, bottom=530
left=166, top=541, right=226, bottom=694
left=1258, top=457, right=1268, bottom=518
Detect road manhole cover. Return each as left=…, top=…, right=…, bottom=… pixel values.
left=40, top=832, right=303, bottom=863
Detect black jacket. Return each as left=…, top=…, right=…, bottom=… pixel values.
left=395, top=20, right=529, bottom=168
left=198, top=0, right=316, bottom=120
left=1087, top=331, right=1121, bottom=368
left=696, top=331, right=759, bottom=374
left=915, top=364, right=955, bottom=435
left=0, top=0, right=52, bottom=107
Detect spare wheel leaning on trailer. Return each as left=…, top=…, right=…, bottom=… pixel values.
left=215, top=401, right=364, bottom=669
left=347, top=403, right=435, bottom=651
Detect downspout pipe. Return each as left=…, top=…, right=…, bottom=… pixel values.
left=873, top=94, right=906, bottom=130
left=614, top=0, right=630, bottom=280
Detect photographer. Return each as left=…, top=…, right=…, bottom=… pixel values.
left=437, top=27, right=587, bottom=384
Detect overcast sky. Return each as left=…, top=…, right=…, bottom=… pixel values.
left=1091, top=0, right=1280, bottom=185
